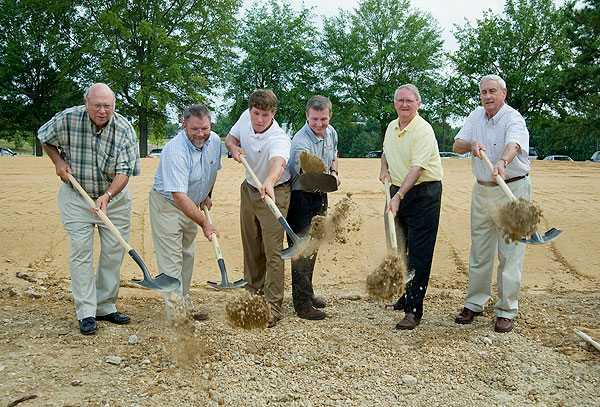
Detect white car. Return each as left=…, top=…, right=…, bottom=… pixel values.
left=588, top=151, right=600, bottom=162
left=147, top=148, right=162, bottom=158
left=543, top=155, right=573, bottom=161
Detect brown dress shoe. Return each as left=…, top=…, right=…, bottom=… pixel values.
left=297, top=306, right=327, bottom=320
left=267, top=316, right=280, bottom=328
left=309, top=295, right=327, bottom=309
left=455, top=307, right=482, bottom=324
left=395, top=313, right=421, bottom=330
left=192, top=312, right=209, bottom=321
left=494, top=317, right=514, bottom=333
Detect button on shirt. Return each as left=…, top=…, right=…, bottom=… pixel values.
left=288, top=122, right=338, bottom=191
left=455, top=104, right=530, bottom=181
left=229, top=109, right=291, bottom=189
left=383, top=113, right=443, bottom=186
left=37, top=105, right=140, bottom=199
left=152, top=130, right=222, bottom=205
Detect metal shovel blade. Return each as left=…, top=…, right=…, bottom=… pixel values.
left=520, top=228, right=563, bottom=245
left=128, top=249, right=181, bottom=292
left=298, top=173, right=338, bottom=194
left=281, top=219, right=311, bottom=260
left=206, top=259, right=247, bottom=289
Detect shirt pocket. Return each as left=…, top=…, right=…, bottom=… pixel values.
left=97, top=150, right=117, bottom=180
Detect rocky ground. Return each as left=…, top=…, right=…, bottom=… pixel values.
left=1, top=157, right=599, bottom=406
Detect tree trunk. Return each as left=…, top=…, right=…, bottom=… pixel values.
left=138, top=107, right=148, bottom=158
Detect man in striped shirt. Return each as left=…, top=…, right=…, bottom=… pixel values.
left=38, top=83, right=140, bottom=335
left=149, top=104, right=221, bottom=321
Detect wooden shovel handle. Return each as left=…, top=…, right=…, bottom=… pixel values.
left=384, top=178, right=398, bottom=253
left=67, top=174, right=132, bottom=251
left=239, top=155, right=285, bottom=219
left=479, top=150, right=517, bottom=202
left=202, top=206, right=223, bottom=261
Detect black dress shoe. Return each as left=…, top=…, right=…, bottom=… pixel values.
left=96, top=312, right=131, bottom=325
left=309, top=295, right=327, bottom=309
left=79, top=317, right=97, bottom=335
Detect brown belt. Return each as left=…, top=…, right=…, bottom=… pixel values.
left=477, top=174, right=528, bottom=187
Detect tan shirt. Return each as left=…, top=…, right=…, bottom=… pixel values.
left=383, top=113, right=443, bottom=186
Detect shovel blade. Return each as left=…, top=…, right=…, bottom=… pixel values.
left=298, top=173, right=338, bottom=193
left=132, top=273, right=181, bottom=292
left=282, top=235, right=310, bottom=260
left=520, top=228, right=563, bottom=245
left=206, top=279, right=247, bottom=289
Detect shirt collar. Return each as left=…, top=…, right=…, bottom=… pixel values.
left=485, top=103, right=508, bottom=123
left=395, top=112, right=420, bottom=136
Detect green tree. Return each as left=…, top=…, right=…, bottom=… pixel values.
left=225, top=0, right=321, bottom=133
left=0, top=0, right=83, bottom=156
left=82, top=0, right=241, bottom=157
left=321, top=0, right=444, bottom=140
left=451, top=0, right=574, bottom=124
left=560, top=0, right=600, bottom=155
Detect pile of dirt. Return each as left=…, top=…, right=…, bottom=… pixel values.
left=366, top=254, right=406, bottom=300
left=496, top=197, right=542, bottom=243
left=300, top=151, right=327, bottom=173
left=225, top=290, right=270, bottom=329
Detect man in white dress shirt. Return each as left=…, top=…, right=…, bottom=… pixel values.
left=452, top=74, right=531, bottom=333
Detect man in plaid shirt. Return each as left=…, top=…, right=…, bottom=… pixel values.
left=38, top=83, right=140, bottom=335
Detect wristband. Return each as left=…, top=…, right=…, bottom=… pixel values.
left=106, top=191, right=112, bottom=201
left=330, top=169, right=338, bottom=175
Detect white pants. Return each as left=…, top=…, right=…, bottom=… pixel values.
left=58, top=183, right=131, bottom=320
left=464, top=177, right=531, bottom=319
left=149, top=189, right=198, bottom=319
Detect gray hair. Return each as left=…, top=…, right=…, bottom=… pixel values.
left=83, top=83, right=116, bottom=102
left=183, top=104, right=211, bottom=123
left=306, top=95, right=332, bottom=114
left=479, top=74, right=506, bottom=90
left=394, top=84, right=421, bottom=103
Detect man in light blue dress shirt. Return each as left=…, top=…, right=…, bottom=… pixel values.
left=149, top=104, right=221, bottom=320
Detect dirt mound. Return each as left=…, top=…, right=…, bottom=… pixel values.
left=225, top=290, right=270, bottom=329
left=496, top=197, right=542, bottom=243
left=366, top=254, right=406, bottom=300
left=300, top=151, right=327, bottom=173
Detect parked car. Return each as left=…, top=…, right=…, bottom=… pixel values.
left=528, top=147, right=538, bottom=160
left=543, top=155, right=573, bottom=161
left=588, top=151, right=600, bottom=162
left=364, top=150, right=382, bottom=158
left=0, top=147, right=16, bottom=156
left=147, top=148, right=162, bottom=158
left=439, top=152, right=462, bottom=158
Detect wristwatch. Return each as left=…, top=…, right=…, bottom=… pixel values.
left=500, top=159, right=508, bottom=168
left=105, top=191, right=112, bottom=201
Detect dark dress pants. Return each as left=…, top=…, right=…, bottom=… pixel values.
left=286, top=190, right=328, bottom=312
left=388, top=181, right=442, bottom=319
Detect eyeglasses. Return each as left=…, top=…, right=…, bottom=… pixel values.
left=395, top=99, right=416, bottom=105
left=89, top=104, right=114, bottom=112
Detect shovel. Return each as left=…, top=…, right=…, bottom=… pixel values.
left=239, top=155, right=309, bottom=260
left=202, top=206, right=246, bottom=289
left=298, top=172, right=338, bottom=194
left=67, top=174, right=180, bottom=292
left=383, top=178, right=405, bottom=310
left=479, top=150, right=562, bottom=244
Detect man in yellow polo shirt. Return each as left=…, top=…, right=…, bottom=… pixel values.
left=379, top=83, right=443, bottom=330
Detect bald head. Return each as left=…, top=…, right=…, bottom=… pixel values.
left=84, top=83, right=116, bottom=129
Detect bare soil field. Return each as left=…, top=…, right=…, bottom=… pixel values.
left=0, top=156, right=599, bottom=407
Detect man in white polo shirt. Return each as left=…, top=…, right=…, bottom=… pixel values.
left=452, top=74, right=531, bottom=333
left=225, top=89, right=291, bottom=328
left=149, top=104, right=221, bottom=321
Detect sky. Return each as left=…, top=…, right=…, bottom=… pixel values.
left=241, top=0, right=507, bottom=52
left=241, top=0, right=572, bottom=53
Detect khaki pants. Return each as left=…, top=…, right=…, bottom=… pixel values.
left=149, top=188, right=198, bottom=319
left=240, top=180, right=290, bottom=319
left=464, top=177, right=531, bottom=319
left=58, top=183, right=131, bottom=321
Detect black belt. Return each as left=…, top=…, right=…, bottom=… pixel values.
left=477, top=174, right=528, bottom=187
